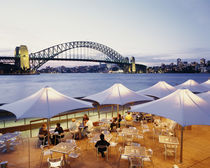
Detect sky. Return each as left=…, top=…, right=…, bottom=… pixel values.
left=0, top=0, right=210, bottom=67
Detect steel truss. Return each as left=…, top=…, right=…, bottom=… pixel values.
left=29, top=41, right=129, bottom=70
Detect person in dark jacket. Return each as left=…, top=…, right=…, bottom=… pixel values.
left=117, top=113, right=122, bottom=128
left=110, top=117, right=117, bottom=131
left=95, top=134, right=110, bottom=157
left=38, top=123, right=48, bottom=145
left=53, top=123, right=64, bottom=145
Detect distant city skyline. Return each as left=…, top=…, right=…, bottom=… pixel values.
left=0, top=0, right=210, bottom=66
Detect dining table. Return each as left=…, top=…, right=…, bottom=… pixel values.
left=0, top=132, right=20, bottom=152
left=50, top=142, right=76, bottom=167
left=159, top=135, right=179, bottom=145
left=123, top=145, right=146, bottom=158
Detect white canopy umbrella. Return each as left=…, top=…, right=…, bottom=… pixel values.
left=130, top=89, right=210, bottom=163
left=175, top=79, right=208, bottom=93
left=0, top=86, right=92, bottom=168
left=197, top=91, right=210, bottom=102
left=200, top=79, right=210, bottom=90
left=85, top=83, right=153, bottom=105
left=0, top=86, right=92, bottom=119
left=84, top=83, right=153, bottom=118
left=136, top=81, right=176, bottom=98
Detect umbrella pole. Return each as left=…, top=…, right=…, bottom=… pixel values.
left=112, top=105, right=114, bottom=117
left=117, top=104, right=119, bottom=117
left=97, top=105, right=100, bottom=120
left=122, top=105, right=124, bottom=115
left=47, top=118, right=50, bottom=147
left=28, top=136, right=30, bottom=168
left=180, top=126, right=184, bottom=163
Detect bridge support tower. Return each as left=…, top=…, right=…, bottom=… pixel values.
left=15, top=45, right=30, bottom=71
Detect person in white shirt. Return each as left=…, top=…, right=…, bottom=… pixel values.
left=86, top=119, right=93, bottom=132
left=69, top=119, right=80, bottom=139
left=83, top=118, right=93, bottom=136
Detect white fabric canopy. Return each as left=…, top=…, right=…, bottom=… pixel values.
left=0, top=87, right=92, bottom=119
left=84, top=83, right=153, bottom=105
left=131, top=89, right=210, bottom=127
left=136, top=81, right=176, bottom=98
left=198, top=91, right=210, bottom=103
left=200, top=79, right=210, bottom=90
left=175, top=79, right=208, bottom=93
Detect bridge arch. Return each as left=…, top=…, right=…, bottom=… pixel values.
left=29, top=41, right=129, bottom=70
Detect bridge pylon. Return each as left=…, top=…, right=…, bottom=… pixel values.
left=15, top=45, right=30, bottom=71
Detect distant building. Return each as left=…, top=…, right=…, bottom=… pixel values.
left=200, top=58, right=206, bottom=66
left=130, top=56, right=136, bottom=73
left=177, top=58, right=182, bottom=66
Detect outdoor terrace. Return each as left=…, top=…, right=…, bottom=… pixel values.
left=0, top=119, right=210, bottom=168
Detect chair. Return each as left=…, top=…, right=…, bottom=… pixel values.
left=0, top=161, right=8, bottom=168
left=69, top=147, right=81, bottom=159
left=40, top=145, right=52, bottom=168
left=57, top=132, right=65, bottom=143
left=118, top=147, right=128, bottom=168
left=167, top=122, right=177, bottom=136
left=38, top=135, right=47, bottom=147
left=96, top=145, right=109, bottom=160
left=125, top=134, right=133, bottom=146
left=133, top=133, right=144, bottom=145
left=13, top=131, right=23, bottom=144
left=0, top=142, right=7, bottom=153
left=69, top=128, right=79, bottom=140
left=144, top=114, right=154, bottom=123
left=164, top=144, right=178, bottom=161
left=142, top=149, right=154, bottom=168
left=100, top=125, right=109, bottom=132
left=8, top=137, right=19, bottom=151
left=130, top=142, right=141, bottom=147
left=66, top=139, right=76, bottom=146
left=47, top=156, right=63, bottom=168
left=102, top=130, right=110, bottom=135
left=86, top=136, right=96, bottom=150
left=142, top=124, right=150, bottom=133
left=109, top=137, right=118, bottom=154
left=152, top=127, right=161, bottom=141
left=128, top=156, right=142, bottom=168
left=125, top=120, right=133, bottom=127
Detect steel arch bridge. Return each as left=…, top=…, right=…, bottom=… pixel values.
left=29, top=41, right=130, bottom=70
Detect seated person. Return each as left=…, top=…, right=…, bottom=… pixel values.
left=53, top=123, right=64, bottom=145
left=110, top=117, right=117, bottom=131
left=82, top=118, right=93, bottom=136
left=135, top=112, right=143, bottom=121
left=95, top=134, right=110, bottom=158
left=117, top=114, right=122, bottom=128
left=69, top=119, right=81, bottom=139
left=39, top=123, right=48, bottom=145
left=69, top=119, right=79, bottom=131
left=82, top=114, right=89, bottom=126
left=125, top=112, right=133, bottom=121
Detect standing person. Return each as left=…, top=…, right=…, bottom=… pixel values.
left=39, top=123, right=48, bottom=145
left=53, top=123, right=64, bottom=145
left=117, top=113, right=122, bottom=128
left=95, top=134, right=110, bottom=158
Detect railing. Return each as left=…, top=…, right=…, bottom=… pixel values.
left=0, top=104, right=129, bottom=137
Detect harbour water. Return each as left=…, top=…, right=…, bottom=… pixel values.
left=0, top=73, right=209, bottom=136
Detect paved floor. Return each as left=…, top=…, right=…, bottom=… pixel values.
left=0, top=121, right=210, bottom=168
